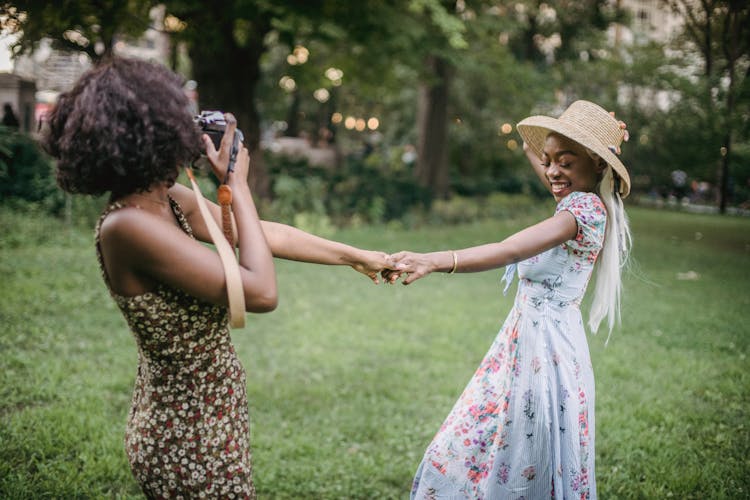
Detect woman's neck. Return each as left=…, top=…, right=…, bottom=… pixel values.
left=117, top=184, right=172, bottom=213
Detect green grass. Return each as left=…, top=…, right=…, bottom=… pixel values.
left=1, top=204, right=748, bottom=499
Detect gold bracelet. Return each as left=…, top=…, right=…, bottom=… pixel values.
left=449, top=250, right=458, bottom=274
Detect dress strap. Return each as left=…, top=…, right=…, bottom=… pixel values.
left=501, top=263, right=517, bottom=296
left=95, top=202, right=127, bottom=295
left=168, top=195, right=195, bottom=238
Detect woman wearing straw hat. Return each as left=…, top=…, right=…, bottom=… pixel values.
left=388, top=100, right=632, bottom=499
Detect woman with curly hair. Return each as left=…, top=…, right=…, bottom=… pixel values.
left=44, top=57, right=392, bottom=498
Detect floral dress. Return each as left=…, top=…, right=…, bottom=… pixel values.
left=411, top=191, right=606, bottom=500
left=95, top=198, right=256, bottom=499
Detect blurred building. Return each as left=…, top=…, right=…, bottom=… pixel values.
left=611, top=0, right=684, bottom=111
left=0, top=72, right=35, bottom=133
left=616, top=0, right=683, bottom=44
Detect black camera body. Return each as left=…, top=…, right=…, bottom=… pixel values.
left=194, top=110, right=244, bottom=150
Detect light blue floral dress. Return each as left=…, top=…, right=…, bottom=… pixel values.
left=411, top=191, right=606, bottom=500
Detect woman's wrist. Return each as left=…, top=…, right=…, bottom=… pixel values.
left=428, top=251, right=455, bottom=274
left=226, top=176, right=251, bottom=196
left=346, top=246, right=371, bottom=268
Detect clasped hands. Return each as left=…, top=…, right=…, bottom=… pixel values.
left=357, top=250, right=453, bottom=286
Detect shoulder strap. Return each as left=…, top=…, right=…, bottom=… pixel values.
left=185, top=168, right=246, bottom=328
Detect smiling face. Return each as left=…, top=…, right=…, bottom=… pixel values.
left=541, top=133, right=604, bottom=202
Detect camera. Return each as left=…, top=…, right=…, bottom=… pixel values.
left=194, top=110, right=244, bottom=150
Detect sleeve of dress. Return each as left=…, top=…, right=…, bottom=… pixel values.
left=555, top=191, right=606, bottom=253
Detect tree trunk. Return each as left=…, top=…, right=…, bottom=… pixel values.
left=718, top=63, right=733, bottom=215
left=187, top=21, right=271, bottom=198
left=415, top=54, right=451, bottom=198
left=284, top=89, right=301, bottom=137
left=719, top=133, right=731, bottom=213
left=717, top=0, right=744, bottom=214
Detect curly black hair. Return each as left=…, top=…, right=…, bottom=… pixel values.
left=43, top=57, right=202, bottom=196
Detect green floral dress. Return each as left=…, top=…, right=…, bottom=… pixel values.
left=95, top=198, right=255, bottom=499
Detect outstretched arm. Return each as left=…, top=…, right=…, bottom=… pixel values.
left=171, top=183, right=391, bottom=284
left=259, top=221, right=391, bottom=284
left=390, top=210, right=578, bottom=285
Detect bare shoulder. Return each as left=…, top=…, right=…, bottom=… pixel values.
left=100, top=205, right=153, bottom=240
left=99, top=206, right=187, bottom=251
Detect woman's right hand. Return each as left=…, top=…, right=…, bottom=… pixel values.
left=202, top=113, right=249, bottom=185
left=388, top=250, right=448, bottom=285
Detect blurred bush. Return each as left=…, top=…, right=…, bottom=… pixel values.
left=429, top=192, right=549, bottom=225
left=0, top=128, right=110, bottom=228
left=262, top=149, right=431, bottom=228
left=0, top=126, right=60, bottom=206
left=0, top=128, right=551, bottom=233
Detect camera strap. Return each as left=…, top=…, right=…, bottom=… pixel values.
left=185, top=167, right=246, bottom=329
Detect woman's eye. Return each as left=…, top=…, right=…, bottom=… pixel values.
left=541, top=162, right=550, bottom=168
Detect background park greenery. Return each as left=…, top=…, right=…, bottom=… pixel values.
left=1, top=0, right=749, bottom=498
left=2, top=1, right=750, bottom=211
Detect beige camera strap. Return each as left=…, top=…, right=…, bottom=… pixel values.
left=186, top=167, right=246, bottom=328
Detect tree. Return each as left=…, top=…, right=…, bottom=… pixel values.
left=2, top=0, right=635, bottom=203
left=161, top=0, right=275, bottom=195
left=663, top=0, right=750, bottom=212
left=435, top=0, right=626, bottom=196
left=1, top=1, right=153, bottom=61
left=408, top=0, right=467, bottom=198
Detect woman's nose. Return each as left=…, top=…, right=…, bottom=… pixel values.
left=547, top=162, right=560, bottom=178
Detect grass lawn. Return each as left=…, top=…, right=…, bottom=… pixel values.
left=1, top=204, right=748, bottom=499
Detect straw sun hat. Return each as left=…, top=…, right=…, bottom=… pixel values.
left=516, top=100, right=631, bottom=198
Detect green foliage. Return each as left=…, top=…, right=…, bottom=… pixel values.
left=1, top=0, right=154, bottom=61
left=636, top=1, right=750, bottom=209
left=262, top=172, right=335, bottom=237
left=613, top=10, right=750, bottom=200
left=6, top=0, right=747, bottom=208
left=0, top=127, right=60, bottom=205
left=263, top=151, right=431, bottom=227
left=429, top=191, right=553, bottom=225
left=408, top=0, right=468, bottom=49
left=0, top=128, right=110, bottom=226
left=1, top=206, right=748, bottom=498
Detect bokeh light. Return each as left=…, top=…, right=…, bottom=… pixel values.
left=325, top=67, right=344, bottom=86
left=313, top=88, right=330, bottom=103
left=367, top=117, right=379, bottom=130
left=164, top=15, right=187, bottom=33
left=294, top=45, right=309, bottom=63
left=287, top=45, right=309, bottom=65
left=279, top=76, right=296, bottom=92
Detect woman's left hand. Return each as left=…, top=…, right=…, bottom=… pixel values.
left=387, top=251, right=438, bottom=285
left=352, top=250, right=397, bottom=285
left=202, top=113, right=244, bottom=183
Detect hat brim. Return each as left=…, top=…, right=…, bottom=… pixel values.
left=517, top=115, right=630, bottom=198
